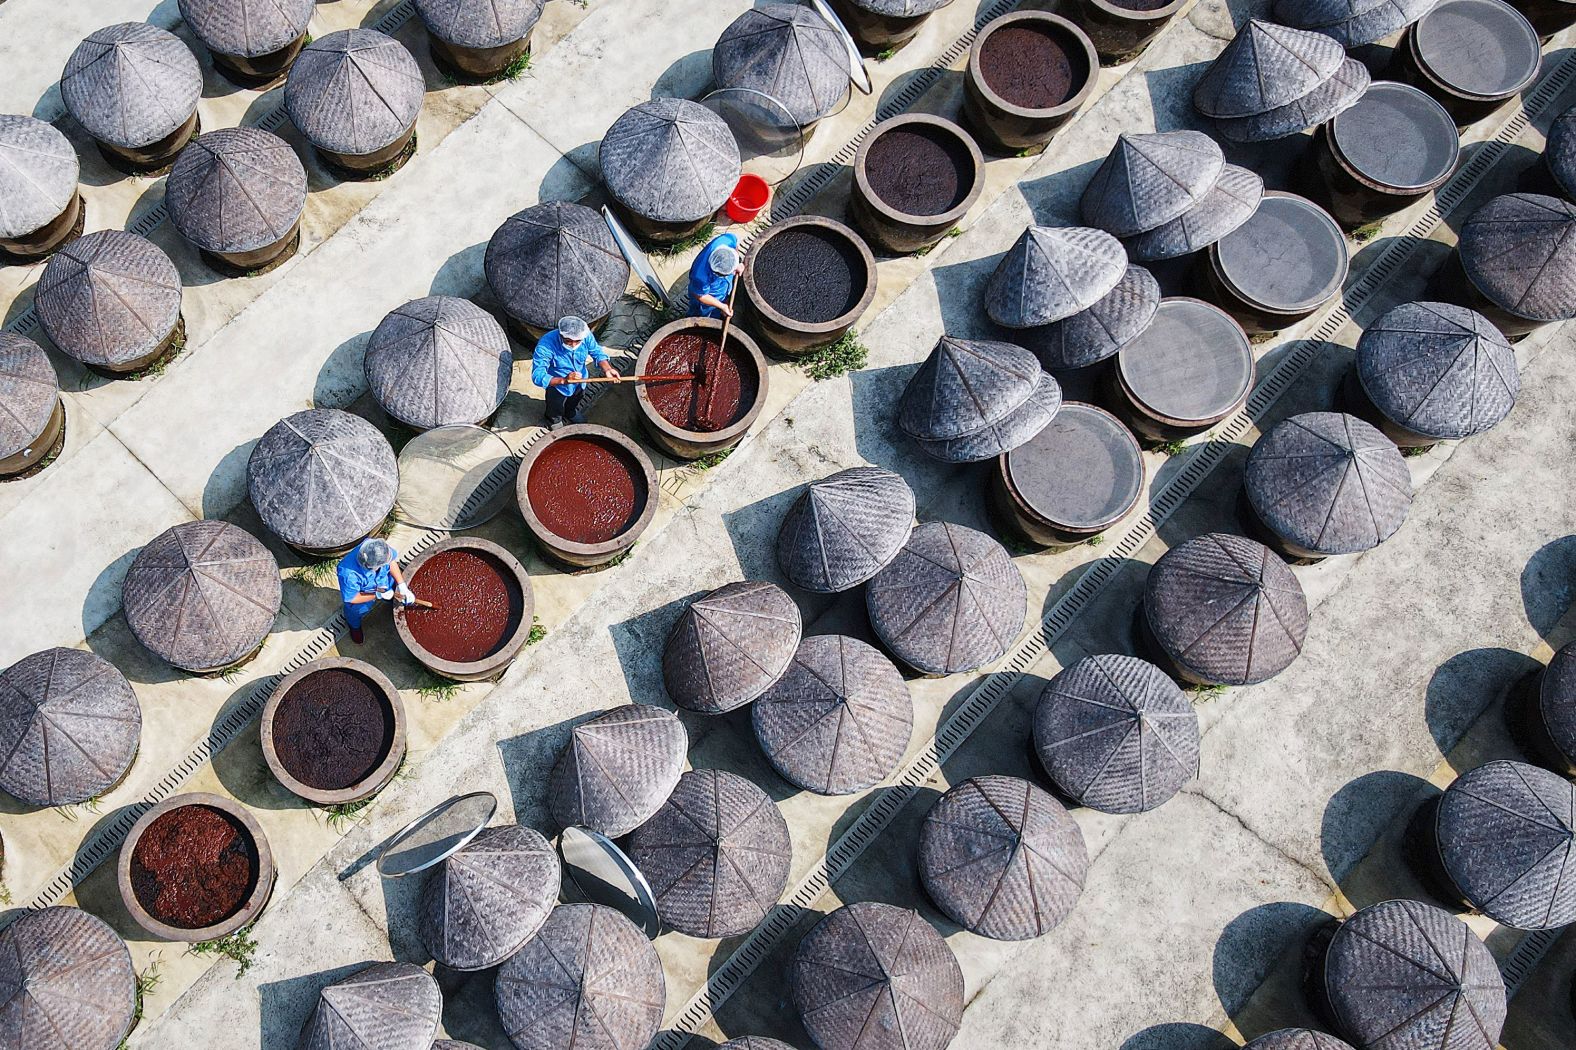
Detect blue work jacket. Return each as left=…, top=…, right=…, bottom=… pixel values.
left=532, top=330, right=608, bottom=396
left=688, top=232, right=740, bottom=318
left=337, top=545, right=400, bottom=605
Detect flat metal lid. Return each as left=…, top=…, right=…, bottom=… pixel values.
left=1414, top=0, right=1540, bottom=98
left=376, top=791, right=497, bottom=877
left=1215, top=194, right=1347, bottom=314
left=1004, top=402, right=1143, bottom=530
left=1118, top=298, right=1252, bottom=424
left=1333, top=81, right=1459, bottom=190
left=558, top=826, right=661, bottom=938
left=699, top=87, right=806, bottom=186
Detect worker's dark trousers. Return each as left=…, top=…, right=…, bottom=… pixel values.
left=545, top=386, right=586, bottom=426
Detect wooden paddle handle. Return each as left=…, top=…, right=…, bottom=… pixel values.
left=576, top=373, right=695, bottom=384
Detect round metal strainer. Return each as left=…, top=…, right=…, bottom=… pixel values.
left=394, top=423, right=518, bottom=531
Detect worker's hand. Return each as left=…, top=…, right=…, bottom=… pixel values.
left=718, top=302, right=734, bottom=318
left=567, top=371, right=583, bottom=382
left=600, top=361, right=618, bottom=379
left=397, top=584, right=415, bottom=605
left=376, top=589, right=395, bottom=601
left=733, top=262, right=745, bottom=275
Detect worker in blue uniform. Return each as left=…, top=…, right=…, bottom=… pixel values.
left=337, top=538, right=413, bottom=644
left=689, top=233, right=743, bottom=318
left=532, top=315, right=618, bottom=429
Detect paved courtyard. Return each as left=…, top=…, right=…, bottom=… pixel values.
left=0, top=0, right=1574, bottom=1047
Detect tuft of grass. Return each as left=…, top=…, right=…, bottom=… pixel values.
left=487, top=52, right=532, bottom=83
left=692, top=446, right=734, bottom=470
left=1352, top=220, right=1384, bottom=243
left=324, top=799, right=373, bottom=833
left=799, top=330, right=868, bottom=381
left=189, top=926, right=258, bottom=979
left=527, top=615, right=546, bottom=645
left=875, top=46, right=896, bottom=61
left=650, top=221, right=717, bottom=258
left=1016, top=146, right=1038, bottom=158
left=289, top=558, right=338, bottom=587
left=125, top=331, right=186, bottom=381
left=1187, top=682, right=1228, bottom=702
left=946, top=226, right=963, bottom=239
left=0, top=882, right=12, bottom=906
left=606, top=544, right=636, bottom=568
left=374, top=508, right=398, bottom=539
left=119, top=961, right=163, bottom=1048
left=1401, top=444, right=1430, bottom=457
left=416, top=671, right=462, bottom=703
left=1155, top=440, right=1187, bottom=457
left=1085, top=534, right=1104, bottom=547
left=56, top=794, right=105, bottom=822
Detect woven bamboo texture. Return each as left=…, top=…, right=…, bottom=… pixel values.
left=1022, top=264, right=1160, bottom=371
left=167, top=128, right=306, bottom=254
left=776, top=466, right=915, bottom=593
left=0, top=906, right=136, bottom=1050
left=1547, top=104, right=1576, bottom=198
left=122, top=520, right=281, bottom=671
left=419, top=823, right=560, bottom=970
left=985, top=225, right=1128, bottom=328
left=0, top=116, right=78, bottom=239
left=1435, top=760, right=1575, bottom=930
left=0, top=334, right=59, bottom=461
left=1215, top=58, right=1369, bottom=143
left=494, top=903, right=665, bottom=1050
left=1244, top=412, right=1412, bottom=556
left=364, top=296, right=511, bottom=430
left=0, top=648, right=141, bottom=808
left=1541, top=641, right=1576, bottom=765
left=286, top=30, right=424, bottom=156
left=866, top=521, right=1026, bottom=675
left=1124, top=164, right=1263, bottom=262
left=416, top=0, right=545, bottom=48
left=178, top=0, right=314, bottom=58
left=1459, top=193, right=1576, bottom=322
left=36, top=231, right=182, bottom=370
left=717, top=1039, right=798, bottom=1050
left=1081, top=131, right=1225, bottom=238
left=713, top=3, right=850, bottom=126
left=913, top=373, right=1061, bottom=463
left=247, top=408, right=398, bottom=550
left=918, top=775, right=1087, bottom=940
left=62, top=23, right=201, bottom=149
left=1323, top=899, right=1505, bottom=1050
left=1144, top=533, right=1309, bottom=686
left=1244, top=1031, right=1356, bottom=1050
left=548, top=703, right=687, bottom=836
left=663, top=581, right=802, bottom=714
left=898, top=336, right=1042, bottom=442
left=791, top=901, right=962, bottom=1050
left=1357, top=301, right=1517, bottom=440
left=601, top=98, right=740, bottom=224
left=485, top=201, right=630, bottom=331
left=626, top=768, right=792, bottom=938
left=753, top=635, right=912, bottom=795
left=846, top=0, right=952, bottom=13
left=296, top=961, right=442, bottom=1050
left=1275, top=0, right=1435, bottom=45
left=1034, top=654, right=1199, bottom=814
left=1193, top=19, right=1346, bottom=118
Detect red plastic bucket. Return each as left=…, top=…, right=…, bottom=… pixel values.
left=726, top=174, right=771, bottom=223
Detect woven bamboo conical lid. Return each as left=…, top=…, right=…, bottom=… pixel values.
left=776, top=466, right=915, bottom=593
left=1125, top=164, right=1263, bottom=262
left=897, top=336, right=1042, bottom=442
left=296, top=962, right=442, bottom=1050
left=416, top=0, right=545, bottom=48
left=0, top=116, right=78, bottom=240
left=285, top=30, right=424, bottom=156
left=1357, top=301, right=1517, bottom=441
left=36, top=230, right=182, bottom=370
left=713, top=3, right=851, bottom=126
left=662, top=581, right=802, bottom=714
left=1081, top=131, right=1225, bottom=238
left=178, top=0, right=314, bottom=58
left=484, top=201, right=630, bottom=332
left=1021, top=264, right=1160, bottom=371
left=0, top=648, right=141, bottom=808
left=419, top=823, right=561, bottom=970
left=364, top=296, right=511, bottom=430
left=547, top=703, right=687, bottom=837
left=601, top=98, right=741, bottom=224
left=61, top=23, right=202, bottom=149
left=985, top=225, right=1129, bottom=328
left=1193, top=18, right=1346, bottom=119
left=167, top=128, right=306, bottom=254
left=1459, top=193, right=1576, bottom=323
left=0, top=906, right=137, bottom=1050
left=0, top=334, right=59, bottom=463
left=247, top=409, right=398, bottom=550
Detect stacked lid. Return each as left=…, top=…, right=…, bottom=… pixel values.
left=918, top=775, right=1088, bottom=940
left=178, top=0, right=314, bottom=59
left=247, top=408, right=399, bottom=551
left=1545, top=104, right=1576, bottom=200
left=485, top=201, right=630, bottom=332
left=0, top=116, right=79, bottom=241
left=844, top=0, right=953, bottom=12
left=494, top=903, right=665, bottom=1050
left=1434, top=760, right=1575, bottom=930
left=296, top=962, right=442, bottom=1050
left=601, top=98, right=741, bottom=225
left=1275, top=0, right=1437, bottom=46
left=416, top=0, right=545, bottom=48
left=0, top=648, right=141, bottom=807
left=1244, top=1032, right=1356, bottom=1050
left=1193, top=19, right=1369, bottom=142
left=718, top=1040, right=797, bottom=1050
left=419, top=823, right=561, bottom=969
left=1321, top=899, right=1506, bottom=1050
left=1536, top=641, right=1576, bottom=771
left=985, top=225, right=1128, bottom=328
left=1034, top=654, right=1200, bottom=813
left=61, top=23, right=202, bottom=151
left=776, top=466, right=915, bottom=592
left=1356, top=301, right=1518, bottom=441
left=167, top=128, right=307, bottom=255
left=1458, top=193, right=1576, bottom=325
left=753, top=634, right=913, bottom=795
left=1081, top=130, right=1264, bottom=262
left=549, top=704, right=687, bottom=836
left=0, top=335, right=60, bottom=464
left=713, top=3, right=851, bottom=127
left=1144, top=533, right=1310, bottom=685
left=36, top=231, right=183, bottom=371
left=122, top=520, right=282, bottom=672
left=1244, top=412, right=1412, bottom=556
left=364, top=296, right=511, bottom=430
left=865, top=521, right=1027, bottom=675
left=285, top=30, right=424, bottom=158
left=792, top=902, right=963, bottom=1050
left=1019, top=264, right=1161, bottom=371
left=896, top=336, right=1062, bottom=463
left=0, top=906, right=137, bottom=1050
left=626, top=768, right=792, bottom=938
left=662, top=581, right=802, bottom=713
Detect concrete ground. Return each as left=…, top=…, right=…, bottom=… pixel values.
left=1, top=0, right=1574, bottom=1047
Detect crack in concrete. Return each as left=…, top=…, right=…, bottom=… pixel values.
left=1182, top=784, right=1338, bottom=897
